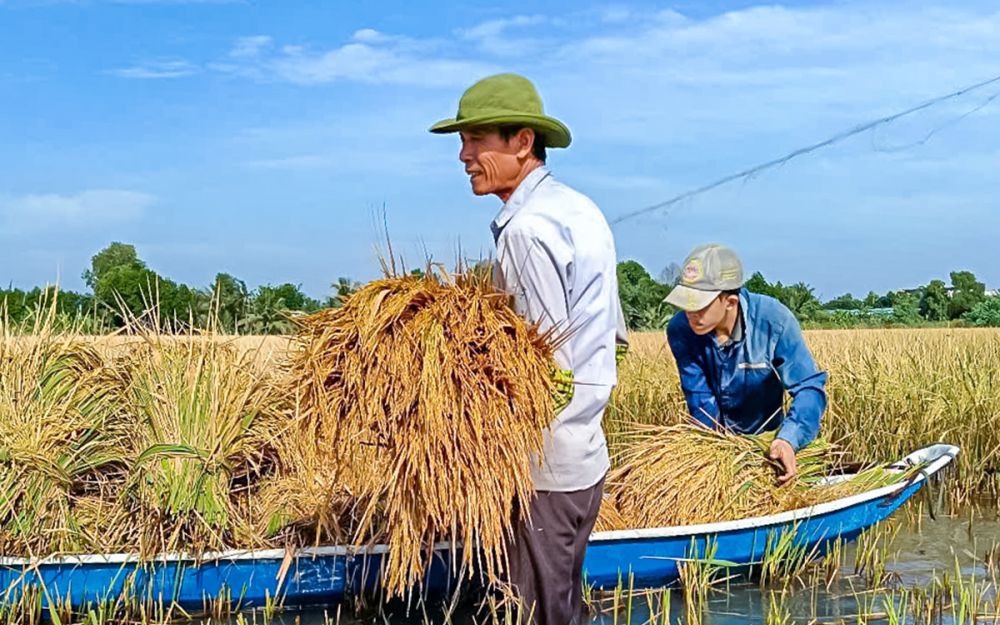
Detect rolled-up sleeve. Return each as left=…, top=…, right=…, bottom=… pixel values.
left=666, top=316, right=720, bottom=428
left=773, top=318, right=827, bottom=450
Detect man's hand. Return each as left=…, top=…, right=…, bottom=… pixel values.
left=769, top=438, right=797, bottom=485
left=615, top=343, right=629, bottom=366
left=551, top=367, right=574, bottom=415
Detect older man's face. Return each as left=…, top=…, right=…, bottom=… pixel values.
left=458, top=127, right=525, bottom=198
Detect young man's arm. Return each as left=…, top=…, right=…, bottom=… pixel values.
left=666, top=316, right=720, bottom=428
left=773, top=316, right=828, bottom=451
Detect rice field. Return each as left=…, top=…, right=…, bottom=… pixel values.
left=2, top=313, right=999, bottom=624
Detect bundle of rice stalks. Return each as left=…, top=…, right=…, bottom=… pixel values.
left=287, top=269, right=557, bottom=598
left=257, top=418, right=360, bottom=547
left=113, top=336, right=286, bottom=555
left=0, top=306, right=126, bottom=555
left=604, top=424, right=837, bottom=530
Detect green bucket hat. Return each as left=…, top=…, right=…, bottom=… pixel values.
left=429, top=73, right=572, bottom=148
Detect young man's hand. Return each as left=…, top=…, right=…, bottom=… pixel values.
left=769, top=438, right=797, bottom=485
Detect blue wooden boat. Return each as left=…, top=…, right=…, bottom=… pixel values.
left=0, top=444, right=958, bottom=610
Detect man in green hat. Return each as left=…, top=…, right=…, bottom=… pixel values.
left=431, top=73, right=627, bottom=625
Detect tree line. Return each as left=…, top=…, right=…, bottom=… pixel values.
left=617, top=261, right=1000, bottom=330
left=2, top=242, right=998, bottom=333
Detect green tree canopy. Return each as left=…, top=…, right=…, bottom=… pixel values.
left=617, top=260, right=671, bottom=330
left=745, top=272, right=821, bottom=321
left=920, top=280, right=950, bottom=321
left=207, top=273, right=249, bottom=333
left=84, top=242, right=208, bottom=327
left=963, top=296, right=1000, bottom=327
left=891, top=291, right=922, bottom=324
left=745, top=272, right=775, bottom=298
left=83, top=242, right=145, bottom=290
left=949, top=270, right=986, bottom=320
left=824, top=293, right=863, bottom=310
left=328, top=277, right=361, bottom=309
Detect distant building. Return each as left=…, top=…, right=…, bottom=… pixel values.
left=901, top=287, right=999, bottom=298
left=826, top=307, right=895, bottom=317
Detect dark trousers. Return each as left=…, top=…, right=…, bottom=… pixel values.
left=507, top=477, right=605, bottom=625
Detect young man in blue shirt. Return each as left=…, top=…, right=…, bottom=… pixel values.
left=665, top=244, right=828, bottom=483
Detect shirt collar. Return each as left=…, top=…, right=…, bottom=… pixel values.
left=490, top=166, right=551, bottom=242
left=730, top=310, right=745, bottom=343
left=738, top=288, right=752, bottom=337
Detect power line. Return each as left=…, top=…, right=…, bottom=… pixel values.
left=610, top=72, right=1000, bottom=227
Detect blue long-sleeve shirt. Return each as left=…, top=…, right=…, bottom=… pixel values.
left=665, top=289, right=828, bottom=451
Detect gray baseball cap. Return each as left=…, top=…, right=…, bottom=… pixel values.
left=665, top=244, right=744, bottom=312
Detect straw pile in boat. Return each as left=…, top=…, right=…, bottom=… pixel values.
left=597, top=423, right=905, bottom=531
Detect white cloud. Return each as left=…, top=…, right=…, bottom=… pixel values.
left=0, top=189, right=152, bottom=232
left=233, top=34, right=498, bottom=87
left=457, top=14, right=548, bottom=57
left=229, top=35, right=272, bottom=58
left=458, top=14, right=546, bottom=40
left=109, top=59, right=198, bottom=79
left=351, top=28, right=393, bottom=44
left=526, top=4, right=1000, bottom=151
left=598, top=7, right=634, bottom=24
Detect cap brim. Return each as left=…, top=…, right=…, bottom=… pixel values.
left=665, top=285, right=721, bottom=312
left=428, top=114, right=572, bottom=148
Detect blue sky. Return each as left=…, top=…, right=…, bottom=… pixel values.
left=1, top=0, right=998, bottom=301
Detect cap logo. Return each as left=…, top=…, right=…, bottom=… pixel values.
left=720, top=268, right=740, bottom=281
left=681, top=259, right=704, bottom=284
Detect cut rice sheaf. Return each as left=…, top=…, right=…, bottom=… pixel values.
left=283, top=269, right=559, bottom=597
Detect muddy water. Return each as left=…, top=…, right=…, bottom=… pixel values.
left=251, top=503, right=1000, bottom=624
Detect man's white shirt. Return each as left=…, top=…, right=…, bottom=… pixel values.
left=492, top=166, right=627, bottom=492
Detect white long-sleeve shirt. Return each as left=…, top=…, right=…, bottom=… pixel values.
left=492, top=166, right=628, bottom=492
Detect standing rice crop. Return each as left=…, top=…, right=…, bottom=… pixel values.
left=287, top=270, right=557, bottom=598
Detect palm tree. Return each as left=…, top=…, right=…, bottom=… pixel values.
left=328, top=277, right=361, bottom=308
left=240, top=288, right=294, bottom=335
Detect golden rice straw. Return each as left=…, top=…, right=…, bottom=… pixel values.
left=603, top=423, right=875, bottom=529
left=287, top=269, right=557, bottom=597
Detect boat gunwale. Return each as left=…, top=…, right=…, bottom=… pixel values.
left=0, top=444, right=958, bottom=568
